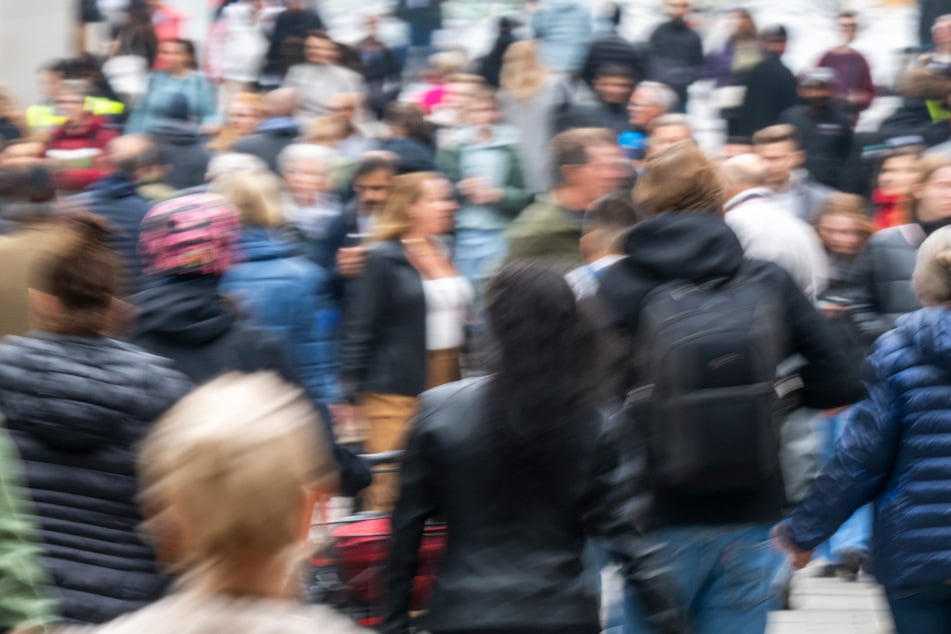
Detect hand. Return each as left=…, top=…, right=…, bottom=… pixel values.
left=771, top=524, right=814, bottom=570
left=328, top=403, right=366, bottom=444
left=336, top=246, right=367, bottom=277
left=470, top=186, right=503, bottom=205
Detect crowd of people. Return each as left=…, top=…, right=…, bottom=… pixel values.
left=2, top=0, right=951, bottom=633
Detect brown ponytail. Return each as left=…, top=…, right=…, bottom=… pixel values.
left=32, top=212, right=119, bottom=336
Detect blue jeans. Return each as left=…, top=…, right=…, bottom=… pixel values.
left=623, top=524, right=773, bottom=634
left=886, top=584, right=951, bottom=634
left=815, top=407, right=871, bottom=563
left=454, top=229, right=508, bottom=295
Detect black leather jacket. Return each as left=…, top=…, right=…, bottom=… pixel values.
left=340, top=240, right=428, bottom=399
left=385, top=378, right=684, bottom=634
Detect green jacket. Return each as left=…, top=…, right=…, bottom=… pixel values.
left=505, top=196, right=585, bottom=270
left=436, top=128, right=533, bottom=232
left=0, top=422, right=54, bottom=631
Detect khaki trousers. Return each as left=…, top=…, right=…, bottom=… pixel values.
left=360, top=348, right=460, bottom=512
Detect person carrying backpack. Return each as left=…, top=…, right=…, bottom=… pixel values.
left=597, top=141, right=865, bottom=634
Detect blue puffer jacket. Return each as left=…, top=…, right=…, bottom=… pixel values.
left=786, top=307, right=951, bottom=588
left=221, top=228, right=342, bottom=405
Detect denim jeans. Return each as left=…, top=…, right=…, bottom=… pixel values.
left=454, top=229, right=508, bottom=295
left=815, top=407, right=871, bottom=563
left=886, top=584, right=951, bottom=634
left=622, top=524, right=773, bottom=634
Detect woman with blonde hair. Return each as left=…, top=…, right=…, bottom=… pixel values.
left=340, top=172, right=472, bottom=511
left=498, top=40, right=570, bottom=193
left=53, top=372, right=364, bottom=634
left=218, top=169, right=343, bottom=407
left=207, top=92, right=265, bottom=153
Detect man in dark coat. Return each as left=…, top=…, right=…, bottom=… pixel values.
left=556, top=65, right=636, bottom=136
left=733, top=25, right=799, bottom=138
left=580, top=3, right=648, bottom=91
left=261, top=0, right=325, bottom=85
left=779, top=67, right=854, bottom=189
left=647, top=0, right=703, bottom=108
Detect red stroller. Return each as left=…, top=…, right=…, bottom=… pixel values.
left=306, top=450, right=446, bottom=628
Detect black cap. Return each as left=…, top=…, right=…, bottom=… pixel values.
left=760, top=24, right=788, bottom=42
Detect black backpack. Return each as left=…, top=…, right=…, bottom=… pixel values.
left=626, top=267, right=787, bottom=495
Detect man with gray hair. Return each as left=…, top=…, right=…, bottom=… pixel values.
left=280, top=143, right=343, bottom=270
left=721, top=153, right=829, bottom=301
left=627, top=81, right=678, bottom=134
left=646, top=113, right=693, bottom=158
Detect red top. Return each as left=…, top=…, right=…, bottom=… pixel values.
left=46, top=115, right=119, bottom=192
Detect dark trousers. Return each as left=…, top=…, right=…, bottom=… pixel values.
left=886, top=583, right=951, bottom=634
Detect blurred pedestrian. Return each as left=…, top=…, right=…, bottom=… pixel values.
left=147, top=93, right=211, bottom=191
left=531, top=0, right=593, bottom=75
left=721, top=153, right=830, bottom=301
left=0, top=85, right=27, bottom=144
left=733, top=25, right=798, bottom=138
left=477, top=16, right=521, bottom=89
left=847, top=154, right=951, bottom=346
left=498, top=40, right=570, bottom=193
left=279, top=143, right=343, bottom=269
left=262, top=0, right=325, bottom=86
left=357, top=13, right=403, bottom=119
left=207, top=92, right=265, bottom=153
left=340, top=172, right=471, bottom=512
left=126, top=38, right=218, bottom=134
left=232, top=88, right=300, bottom=173
left=706, top=8, right=762, bottom=136
left=44, top=80, right=117, bottom=193
left=0, top=212, right=191, bottom=623
left=645, top=114, right=693, bottom=159
left=507, top=127, right=624, bottom=268
left=597, top=142, right=864, bottom=634
left=437, top=89, right=531, bottom=291
left=379, top=102, right=437, bottom=174
left=79, top=134, right=158, bottom=293
left=780, top=68, right=854, bottom=189
left=556, top=64, right=636, bottom=136
left=818, top=11, right=875, bottom=124
left=53, top=373, right=363, bottom=634
left=751, top=124, right=834, bottom=222
left=282, top=31, right=365, bottom=121
left=580, top=3, right=648, bottom=92
left=776, top=224, right=951, bottom=634
left=386, top=261, right=684, bottom=634
left=217, top=169, right=341, bottom=408
left=648, top=0, right=703, bottom=108
left=333, top=152, right=397, bottom=279
left=815, top=193, right=873, bottom=295
left=872, top=147, right=921, bottom=231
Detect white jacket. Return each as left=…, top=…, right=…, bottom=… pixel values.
left=725, top=188, right=830, bottom=302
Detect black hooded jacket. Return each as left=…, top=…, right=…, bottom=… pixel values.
left=132, top=278, right=371, bottom=496
left=0, top=334, right=191, bottom=624
left=598, top=212, right=865, bottom=527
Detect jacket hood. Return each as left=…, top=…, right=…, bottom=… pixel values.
left=898, top=307, right=951, bottom=372
left=238, top=228, right=295, bottom=261
left=623, top=211, right=744, bottom=281
left=257, top=116, right=300, bottom=136
left=149, top=120, right=202, bottom=145
left=0, top=336, right=162, bottom=452
left=135, top=277, right=234, bottom=345
left=601, top=212, right=745, bottom=332
left=87, top=171, right=139, bottom=199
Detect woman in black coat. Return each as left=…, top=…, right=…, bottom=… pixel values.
left=0, top=213, right=191, bottom=623
left=385, top=262, right=683, bottom=634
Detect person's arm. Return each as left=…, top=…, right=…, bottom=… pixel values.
left=0, top=424, right=55, bottom=631
left=782, top=352, right=900, bottom=550
left=339, top=249, right=385, bottom=399
left=775, top=263, right=866, bottom=408
left=498, top=147, right=533, bottom=216
left=194, top=76, right=219, bottom=129
left=582, top=417, right=685, bottom=634
left=384, top=402, right=441, bottom=634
